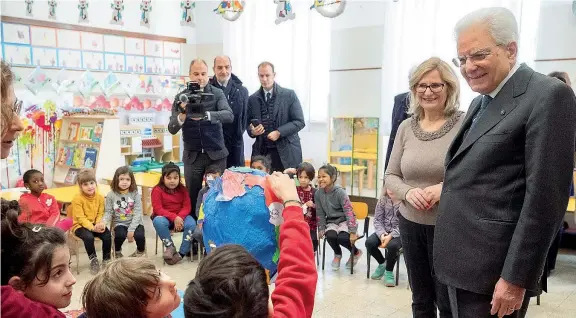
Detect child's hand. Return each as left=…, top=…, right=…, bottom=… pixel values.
left=174, top=216, right=184, bottom=232
left=304, top=201, right=314, bottom=208
left=127, top=231, right=135, bottom=242
left=93, top=223, right=105, bottom=233
left=349, top=233, right=358, bottom=243
left=318, top=230, right=325, bottom=239
left=283, top=168, right=297, bottom=174
left=379, top=234, right=392, bottom=248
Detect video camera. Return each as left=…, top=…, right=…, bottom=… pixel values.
left=178, top=81, right=214, bottom=117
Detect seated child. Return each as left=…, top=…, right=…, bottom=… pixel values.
left=250, top=155, right=271, bottom=174
left=315, top=164, right=362, bottom=271
left=152, top=162, right=196, bottom=265
left=295, top=162, right=318, bottom=252
left=18, top=169, right=72, bottom=231
left=81, top=258, right=181, bottom=318
left=366, top=187, right=402, bottom=286
left=1, top=199, right=77, bottom=318
left=183, top=172, right=317, bottom=317
left=71, top=169, right=111, bottom=275
left=192, top=167, right=222, bottom=246
left=103, top=166, right=146, bottom=258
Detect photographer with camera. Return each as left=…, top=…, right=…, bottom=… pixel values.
left=168, top=59, right=233, bottom=212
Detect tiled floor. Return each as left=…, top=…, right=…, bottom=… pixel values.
left=64, top=216, right=576, bottom=317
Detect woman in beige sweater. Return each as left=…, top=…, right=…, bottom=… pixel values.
left=386, top=57, right=463, bottom=317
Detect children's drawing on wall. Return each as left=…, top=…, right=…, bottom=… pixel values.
left=140, top=0, right=152, bottom=27
left=78, top=0, right=89, bottom=23
left=25, top=0, right=34, bottom=17
left=274, top=0, right=295, bottom=25
left=48, top=0, right=57, bottom=20
left=180, top=0, right=195, bottom=26
left=110, top=0, right=125, bottom=25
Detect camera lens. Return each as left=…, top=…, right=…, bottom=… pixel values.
left=179, top=94, right=189, bottom=103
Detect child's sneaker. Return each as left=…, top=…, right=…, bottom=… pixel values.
left=166, top=252, right=182, bottom=265
left=163, top=246, right=176, bottom=262
left=130, top=250, right=146, bottom=257
left=89, top=258, right=100, bottom=275
left=345, top=249, right=363, bottom=269
left=384, top=270, right=396, bottom=287
left=371, top=264, right=386, bottom=280
left=331, top=256, right=342, bottom=271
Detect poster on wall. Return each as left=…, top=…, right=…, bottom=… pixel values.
left=58, top=50, right=82, bottom=68
left=81, top=32, right=104, bottom=51
left=2, top=23, right=31, bottom=44
left=126, top=55, right=145, bottom=73
left=125, top=37, right=145, bottom=55
left=145, top=57, right=163, bottom=74
left=163, top=42, right=181, bottom=58
left=32, top=48, right=58, bottom=67
left=57, top=30, right=81, bottom=49
left=105, top=53, right=125, bottom=71
left=30, top=27, right=57, bottom=47
left=82, top=52, right=104, bottom=70
left=3, top=45, right=32, bottom=65
left=103, top=35, right=124, bottom=53
left=145, top=40, right=163, bottom=57
left=163, top=59, right=181, bottom=75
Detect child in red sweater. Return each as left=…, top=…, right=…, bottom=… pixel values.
left=18, top=169, right=72, bottom=231
left=183, top=172, right=318, bottom=318
left=151, top=162, right=195, bottom=265
left=295, top=162, right=318, bottom=253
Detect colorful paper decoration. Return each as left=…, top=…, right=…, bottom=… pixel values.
left=25, top=0, right=34, bottom=17
left=78, top=0, right=89, bottom=23
left=50, top=69, right=75, bottom=94
left=48, top=0, right=57, bottom=19
left=180, top=0, right=195, bottom=26
left=310, top=0, right=346, bottom=18
left=101, top=72, right=120, bottom=97
left=274, top=0, right=295, bottom=24
left=24, top=67, right=51, bottom=95
left=77, top=70, right=99, bottom=97
left=110, top=0, right=125, bottom=25
left=140, top=0, right=153, bottom=27
left=214, top=0, right=245, bottom=21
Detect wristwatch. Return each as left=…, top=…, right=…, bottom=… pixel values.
left=203, top=112, right=209, bottom=120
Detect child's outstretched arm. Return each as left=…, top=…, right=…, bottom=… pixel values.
left=268, top=173, right=317, bottom=318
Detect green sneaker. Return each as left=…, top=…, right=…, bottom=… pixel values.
left=371, top=264, right=386, bottom=280
left=384, top=270, right=396, bottom=287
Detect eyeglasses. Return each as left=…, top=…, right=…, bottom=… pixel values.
left=415, top=83, right=445, bottom=93
left=455, top=45, right=501, bottom=67
left=13, top=98, right=22, bottom=115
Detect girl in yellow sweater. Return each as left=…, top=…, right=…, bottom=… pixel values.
left=71, top=169, right=111, bottom=275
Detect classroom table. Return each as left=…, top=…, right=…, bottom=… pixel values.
left=0, top=184, right=111, bottom=203
left=330, top=151, right=378, bottom=189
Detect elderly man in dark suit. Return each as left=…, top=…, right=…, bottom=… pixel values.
left=247, top=61, right=305, bottom=172
left=168, top=59, right=233, bottom=211
left=433, top=7, right=576, bottom=318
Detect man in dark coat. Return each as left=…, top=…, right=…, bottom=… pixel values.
left=168, top=59, right=233, bottom=211
left=385, top=92, right=410, bottom=170
left=247, top=61, right=305, bottom=172
left=209, top=56, right=249, bottom=168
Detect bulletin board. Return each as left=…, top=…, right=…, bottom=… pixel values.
left=0, top=16, right=185, bottom=76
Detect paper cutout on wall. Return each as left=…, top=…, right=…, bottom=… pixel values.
left=274, top=0, right=295, bottom=25
left=25, top=0, right=34, bottom=17
left=25, top=67, right=51, bottom=95
left=110, top=0, right=125, bottom=25
left=310, top=0, right=346, bottom=18
left=180, top=0, right=195, bottom=26
left=78, top=70, right=99, bottom=97
left=78, top=0, right=89, bottom=23
left=214, top=0, right=244, bottom=22
left=50, top=69, right=75, bottom=94
left=48, top=0, right=57, bottom=20
left=101, top=72, right=120, bottom=97
left=140, top=0, right=152, bottom=27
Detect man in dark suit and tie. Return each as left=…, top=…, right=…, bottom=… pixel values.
left=247, top=61, right=305, bottom=172
left=385, top=92, right=409, bottom=170
left=168, top=59, right=233, bottom=211
left=434, top=7, right=576, bottom=318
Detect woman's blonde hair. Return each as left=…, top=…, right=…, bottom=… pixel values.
left=82, top=258, right=161, bottom=318
left=408, top=57, right=460, bottom=120
left=1, top=60, right=15, bottom=136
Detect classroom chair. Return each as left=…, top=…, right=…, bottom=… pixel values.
left=321, top=202, right=370, bottom=274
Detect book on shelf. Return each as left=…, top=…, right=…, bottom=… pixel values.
left=79, top=126, right=94, bottom=141
left=83, top=148, right=98, bottom=169
left=67, top=123, right=80, bottom=141
left=92, top=122, right=103, bottom=143
left=62, top=146, right=76, bottom=166
left=65, top=168, right=80, bottom=184
left=72, top=144, right=88, bottom=168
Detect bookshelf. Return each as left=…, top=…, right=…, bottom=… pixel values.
left=153, top=125, right=181, bottom=163
left=53, top=115, right=121, bottom=186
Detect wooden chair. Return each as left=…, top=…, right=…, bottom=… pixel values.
left=321, top=202, right=370, bottom=274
